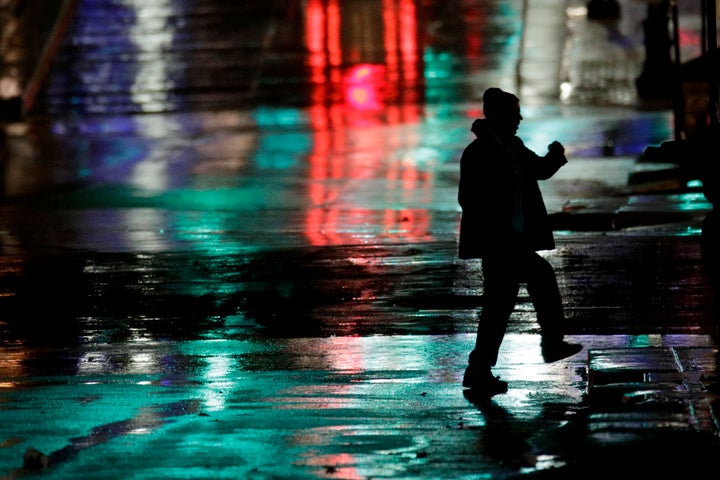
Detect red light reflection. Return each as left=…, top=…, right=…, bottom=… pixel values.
left=303, top=0, right=429, bottom=246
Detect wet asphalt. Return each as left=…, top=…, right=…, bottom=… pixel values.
left=1, top=0, right=719, bottom=478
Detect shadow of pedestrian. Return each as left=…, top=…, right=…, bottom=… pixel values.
left=462, top=390, right=593, bottom=478
left=463, top=390, right=537, bottom=470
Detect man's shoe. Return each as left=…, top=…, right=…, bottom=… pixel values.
left=462, top=369, right=508, bottom=396
left=541, top=341, right=583, bottom=363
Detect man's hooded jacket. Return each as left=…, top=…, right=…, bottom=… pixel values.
left=458, top=119, right=567, bottom=259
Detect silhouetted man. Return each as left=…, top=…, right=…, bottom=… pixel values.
left=458, top=88, right=583, bottom=395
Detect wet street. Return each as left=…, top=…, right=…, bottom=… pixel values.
left=0, top=0, right=718, bottom=478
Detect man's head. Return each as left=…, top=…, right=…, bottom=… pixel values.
left=482, top=88, right=522, bottom=137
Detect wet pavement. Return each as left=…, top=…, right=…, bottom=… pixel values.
left=1, top=0, right=719, bottom=478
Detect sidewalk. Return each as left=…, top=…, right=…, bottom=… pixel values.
left=2, top=1, right=719, bottom=477
left=3, top=164, right=718, bottom=479
left=550, top=164, right=720, bottom=475
left=586, top=346, right=719, bottom=445
left=551, top=158, right=712, bottom=231
left=532, top=344, right=720, bottom=477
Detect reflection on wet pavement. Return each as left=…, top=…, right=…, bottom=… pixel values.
left=1, top=329, right=714, bottom=477
left=1, top=0, right=718, bottom=478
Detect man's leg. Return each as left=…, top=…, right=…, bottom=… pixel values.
left=525, top=252, right=564, bottom=342
left=464, top=255, right=519, bottom=392
left=525, top=252, right=583, bottom=362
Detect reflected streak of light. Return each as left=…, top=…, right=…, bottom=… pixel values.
left=560, top=82, right=573, bottom=101
left=307, top=0, right=326, bottom=80
left=382, top=0, right=399, bottom=82
left=77, top=330, right=162, bottom=375
left=464, top=1, right=484, bottom=63
left=76, top=350, right=161, bottom=376
left=384, top=0, right=420, bottom=104
left=346, top=64, right=384, bottom=110
left=78, top=352, right=110, bottom=375
left=200, top=355, right=233, bottom=412
left=303, top=1, right=429, bottom=246
left=301, top=453, right=364, bottom=480
left=319, top=336, right=363, bottom=374
left=75, top=210, right=171, bottom=253
left=399, top=0, right=418, bottom=81
left=674, top=192, right=712, bottom=212
left=120, top=1, right=185, bottom=235
left=327, top=0, right=342, bottom=66
left=130, top=353, right=154, bottom=369
left=305, top=207, right=431, bottom=246
left=285, top=336, right=440, bottom=375
left=131, top=156, right=170, bottom=191
left=0, top=12, right=21, bottom=98
left=127, top=0, right=174, bottom=112
left=132, top=114, right=190, bottom=139
left=173, top=211, right=236, bottom=257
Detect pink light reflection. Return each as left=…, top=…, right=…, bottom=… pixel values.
left=345, top=64, right=385, bottom=110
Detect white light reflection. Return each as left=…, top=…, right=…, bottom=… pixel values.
left=199, top=351, right=233, bottom=412
left=317, top=336, right=429, bottom=375
left=129, top=428, right=151, bottom=435
left=559, top=82, right=573, bottom=102
left=77, top=329, right=162, bottom=375
left=496, top=334, right=580, bottom=411
left=119, top=209, right=172, bottom=253
left=130, top=352, right=155, bottom=370
left=131, top=154, right=170, bottom=191
left=77, top=351, right=111, bottom=375
left=127, top=1, right=175, bottom=112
